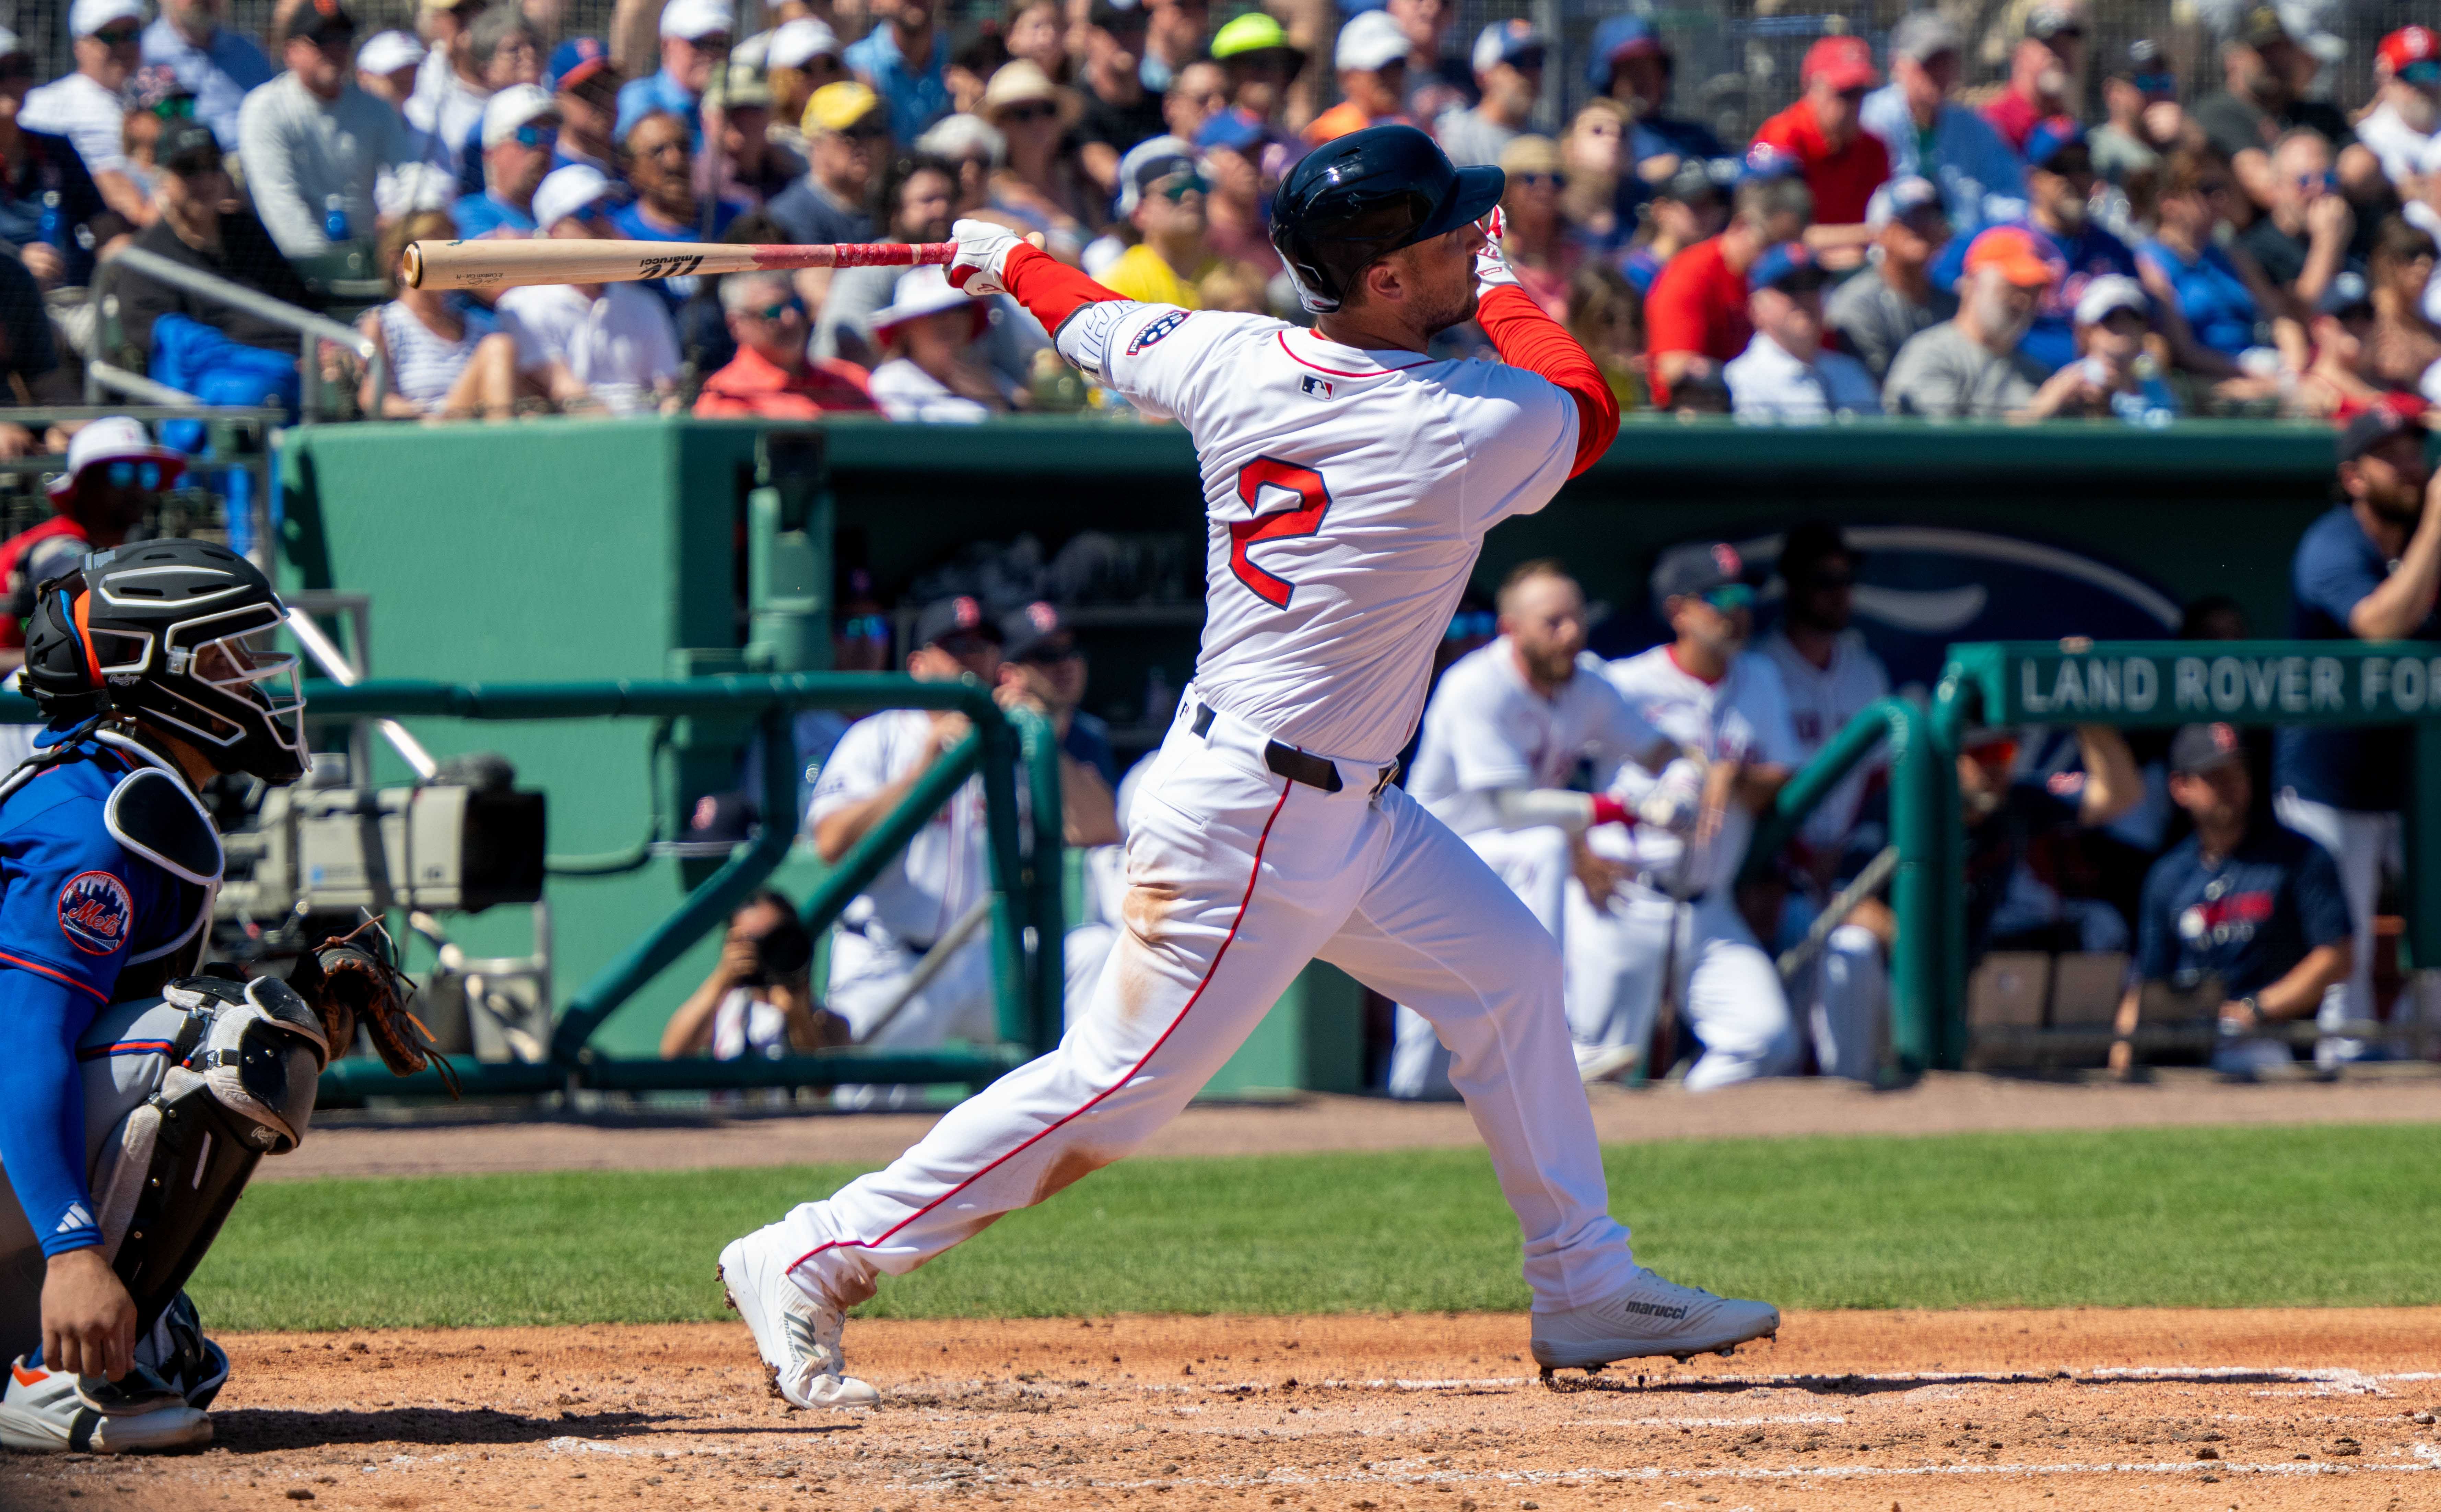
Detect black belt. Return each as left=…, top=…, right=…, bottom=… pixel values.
left=1190, top=703, right=1397, bottom=796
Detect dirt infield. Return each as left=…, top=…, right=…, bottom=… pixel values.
left=7, top=1308, right=2438, bottom=1512
left=275, top=1071, right=2441, bottom=1181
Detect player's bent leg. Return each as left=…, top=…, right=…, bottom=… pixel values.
left=1680, top=898, right=1803, bottom=1092
left=1809, top=924, right=1887, bottom=1083
left=727, top=738, right=1368, bottom=1405
left=1318, top=787, right=1634, bottom=1311
left=1561, top=883, right=1669, bottom=1081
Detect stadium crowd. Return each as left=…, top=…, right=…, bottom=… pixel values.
left=11, top=0, right=2441, bottom=421
left=0, top=0, right=2431, bottom=1090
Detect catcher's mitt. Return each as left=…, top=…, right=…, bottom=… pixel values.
left=289, top=918, right=459, bottom=1095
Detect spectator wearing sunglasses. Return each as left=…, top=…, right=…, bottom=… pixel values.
left=141, top=0, right=270, bottom=150
left=2134, top=146, right=2303, bottom=376
left=1435, top=21, right=1541, bottom=170
left=360, top=207, right=519, bottom=418
left=117, top=121, right=321, bottom=412
left=1307, top=12, right=1412, bottom=148
left=22, top=0, right=156, bottom=231
left=1750, top=36, right=1888, bottom=262
left=1098, top=137, right=1221, bottom=308
left=238, top=0, right=451, bottom=258
left=0, top=417, right=181, bottom=670
left=997, top=600, right=1122, bottom=827
left=695, top=269, right=878, bottom=417
left=617, top=0, right=735, bottom=147
left=496, top=165, right=682, bottom=414
left=2091, top=39, right=2180, bottom=188
left=453, top=84, right=558, bottom=237
left=981, top=62, right=1093, bottom=261
left=769, top=80, right=885, bottom=249
left=612, top=110, right=746, bottom=307
left=1491, top=135, right=1578, bottom=321
left=702, top=63, right=803, bottom=212
left=0, top=28, right=125, bottom=294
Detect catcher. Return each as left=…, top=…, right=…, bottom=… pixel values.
left=0, top=540, right=432, bottom=1453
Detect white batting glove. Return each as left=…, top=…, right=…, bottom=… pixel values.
left=1636, top=756, right=1707, bottom=836
left=1474, top=207, right=1520, bottom=291
left=947, top=218, right=1024, bottom=298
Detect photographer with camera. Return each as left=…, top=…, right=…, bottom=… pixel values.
left=659, top=889, right=845, bottom=1062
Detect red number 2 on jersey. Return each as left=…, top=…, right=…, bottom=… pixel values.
left=1229, top=458, right=1331, bottom=608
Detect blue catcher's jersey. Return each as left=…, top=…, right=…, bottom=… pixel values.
left=0, top=731, right=220, bottom=1257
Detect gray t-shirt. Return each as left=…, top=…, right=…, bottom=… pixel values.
left=1826, top=270, right=1958, bottom=383
left=1435, top=106, right=1521, bottom=169
left=1881, top=319, right=2048, bottom=418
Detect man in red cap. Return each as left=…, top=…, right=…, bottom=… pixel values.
left=0, top=416, right=183, bottom=668
left=1749, top=35, right=1888, bottom=257
left=2357, top=26, right=2441, bottom=191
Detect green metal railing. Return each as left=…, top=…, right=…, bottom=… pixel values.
left=281, top=674, right=1065, bottom=1099
left=1737, top=696, right=1944, bottom=1076
left=1930, top=639, right=2441, bottom=1070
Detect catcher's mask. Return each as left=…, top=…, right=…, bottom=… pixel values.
left=20, top=539, right=308, bottom=785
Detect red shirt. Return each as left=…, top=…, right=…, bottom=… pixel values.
left=692, top=345, right=877, bottom=418
left=1751, top=99, right=1891, bottom=227
left=1981, top=89, right=2043, bottom=153
left=1642, top=235, right=1751, bottom=405
left=0, top=516, right=90, bottom=651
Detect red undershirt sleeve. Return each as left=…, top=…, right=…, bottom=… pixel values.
left=1473, top=283, right=1620, bottom=478
left=984, top=243, right=1127, bottom=337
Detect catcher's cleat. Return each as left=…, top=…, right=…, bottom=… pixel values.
left=1529, top=1268, right=1780, bottom=1373
left=717, top=1227, right=880, bottom=1410
left=0, top=1358, right=210, bottom=1454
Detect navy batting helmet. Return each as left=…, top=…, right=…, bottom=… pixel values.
left=1269, top=125, right=1503, bottom=313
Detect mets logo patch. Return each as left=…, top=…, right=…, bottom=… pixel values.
left=57, top=871, right=132, bottom=956
left=1126, top=309, right=1190, bottom=356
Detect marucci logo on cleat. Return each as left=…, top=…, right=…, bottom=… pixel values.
left=1615, top=1300, right=1690, bottom=1321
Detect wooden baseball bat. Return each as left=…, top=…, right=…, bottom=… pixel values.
left=401, top=238, right=957, bottom=292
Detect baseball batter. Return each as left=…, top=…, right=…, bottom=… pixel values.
left=718, top=126, right=1780, bottom=1407
left=1570, top=544, right=1806, bottom=1090
left=1388, top=560, right=1681, bottom=1098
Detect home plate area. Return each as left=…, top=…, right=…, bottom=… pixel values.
left=4, top=1309, right=2437, bottom=1512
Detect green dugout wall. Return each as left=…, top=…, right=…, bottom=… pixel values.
left=278, top=415, right=2347, bottom=1087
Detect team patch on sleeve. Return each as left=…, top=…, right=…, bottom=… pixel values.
left=1126, top=309, right=1192, bottom=356
left=56, top=870, right=133, bottom=956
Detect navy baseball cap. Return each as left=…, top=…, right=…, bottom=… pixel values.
left=999, top=600, right=1076, bottom=662
left=548, top=36, right=616, bottom=93
left=1652, top=542, right=1756, bottom=603
left=1587, top=15, right=1667, bottom=90
left=2337, top=391, right=2429, bottom=462
left=914, top=594, right=1000, bottom=650
left=1749, top=241, right=1828, bottom=293
left=2168, top=722, right=2246, bottom=776
left=2025, top=116, right=2089, bottom=171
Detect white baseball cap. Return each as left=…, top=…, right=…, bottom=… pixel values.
left=482, top=83, right=559, bottom=147
left=70, top=0, right=146, bottom=39
left=356, top=29, right=426, bottom=75
left=48, top=416, right=185, bottom=502
left=531, top=163, right=615, bottom=232
left=1335, top=11, right=1408, bottom=73
left=2074, top=273, right=2149, bottom=326
left=0, top=27, right=23, bottom=60
left=869, top=266, right=979, bottom=338
left=766, top=17, right=841, bottom=69
left=660, top=0, right=735, bottom=42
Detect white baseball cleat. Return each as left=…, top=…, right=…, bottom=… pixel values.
left=718, top=1228, right=880, bottom=1409
left=0, top=1357, right=212, bottom=1454
left=1530, top=1268, right=1781, bottom=1373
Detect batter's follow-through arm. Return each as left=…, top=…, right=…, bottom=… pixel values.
left=1471, top=216, right=1620, bottom=476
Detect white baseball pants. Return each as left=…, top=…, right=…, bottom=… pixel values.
left=1388, top=824, right=1571, bottom=1100
left=2273, top=791, right=2398, bottom=1061
left=1564, top=884, right=1801, bottom=1091
left=774, top=703, right=1639, bottom=1313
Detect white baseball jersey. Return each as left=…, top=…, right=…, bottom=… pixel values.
left=1060, top=304, right=1581, bottom=764
left=1595, top=646, right=1805, bottom=895
left=1406, top=639, right=1660, bottom=836
left=806, top=709, right=991, bottom=947
left=1757, top=627, right=1889, bottom=850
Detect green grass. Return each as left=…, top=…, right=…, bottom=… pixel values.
left=194, top=1123, right=2441, bottom=1333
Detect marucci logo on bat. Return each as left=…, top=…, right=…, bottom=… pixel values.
left=638, top=254, right=706, bottom=279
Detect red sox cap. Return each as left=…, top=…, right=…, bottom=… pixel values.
left=914, top=594, right=1000, bottom=650
left=2168, top=722, right=2246, bottom=776
left=2336, top=391, right=2429, bottom=463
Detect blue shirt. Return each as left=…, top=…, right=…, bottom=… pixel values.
left=0, top=129, right=112, bottom=287
left=610, top=197, right=743, bottom=306
left=1860, top=86, right=2028, bottom=239
left=615, top=67, right=702, bottom=146
left=453, top=190, right=536, bottom=239
left=0, top=739, right=211, bottom=1257
left=2137, top=237, right=2260, bottom=358
left=141, top=16, right=273, bottom=150
left=1932, top=220, right=2139, bottom=374
left=2136, top=823, right=2348, bottom=999
left=2275, top=505, right=2441, bottom=810
left=842, top=27, right=951, bottom=146
left=1064, top=711, right=1119, bottom=788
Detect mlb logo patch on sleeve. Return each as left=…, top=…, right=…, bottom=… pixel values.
left=1127, top=309, right=1192, bottom=355
left=57, top=870, right=132, bottom=956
